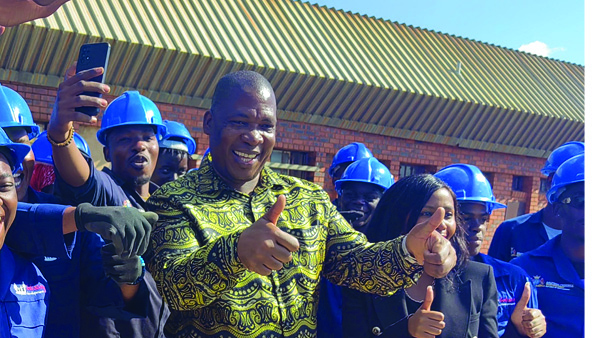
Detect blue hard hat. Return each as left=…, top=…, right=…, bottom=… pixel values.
left=96, top=91, right=167, bottom=146
left=0, top=84, right=40, bottom=140
left=159, top=120, right=196, bottom=155
left=546, top=153, right=584, bottom=204
left=541, top=141, right=584, bottom=176
left=434, top=163, right=506, bottom=214
left=329, top=142, right=373, bottom=177
left=32, top=130, right=90, bottom=165
left=335, top=157, right=394, bottom=194
left=0, top=127, right=31, bottom=173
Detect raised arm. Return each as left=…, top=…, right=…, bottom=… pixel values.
left=48, top=62, right=110, bottom=187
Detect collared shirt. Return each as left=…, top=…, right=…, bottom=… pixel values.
left=0, top=246, right=49, bottom=338
left=146, top=155, right=421, bottom=338
left=488, top=210, right=548, bottom=262
left=511, top=236, right=584, bottom=338
left=474, top=254, right=538, bottom=337
left=53, top=156, right=169, bottom=338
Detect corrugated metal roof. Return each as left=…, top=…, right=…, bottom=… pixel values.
left=0, top=0, right=584, bottom=157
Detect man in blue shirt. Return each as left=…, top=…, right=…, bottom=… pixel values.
left=436, top=164, right=546, bottom=338
left=488, top=142, right=584, bottom=262
left=511, top=154, right=584, bottom=338
left=0, top=127, right=49, bottom=338
left=47, top=63, right=169, bottom=338
left=318, top=157, right=393, bottom=338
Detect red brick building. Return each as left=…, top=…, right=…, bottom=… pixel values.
left=0, top=0, right=584, bottom=252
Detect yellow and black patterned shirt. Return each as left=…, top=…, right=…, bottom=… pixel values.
left=146, top=155, right=422, bottom=338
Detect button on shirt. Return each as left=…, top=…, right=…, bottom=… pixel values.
left=0, top=246, right=49, bottom=338
left=511, top=236, right=584, bottom=338
left=146, top=155, right=422, bottom=338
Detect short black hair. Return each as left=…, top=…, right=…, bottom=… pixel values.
left=211, top=70, right=274, bottom=113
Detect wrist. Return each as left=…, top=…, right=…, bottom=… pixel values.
left=47, top=122, right=74, bottom=144
left=401, top=236, right=418, bottom=264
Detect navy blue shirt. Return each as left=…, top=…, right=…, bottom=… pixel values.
left=54, top=157, right=169, bottom=338
left=0, top=246, right=49, bottom=338
left=317, top=277, right=343, bottom=338
left=7, top=203, right=150, bottom=338
left=488, top=209, right=548, bottom=262
left=511, top=236, right=584, bottom=338
left=474, top=254, right=538, bottom=337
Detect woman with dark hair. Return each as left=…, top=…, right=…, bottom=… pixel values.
left=342, top=174, right=499, bottom=338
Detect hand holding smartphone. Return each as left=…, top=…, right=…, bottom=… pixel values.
left=75, top=42, right=111, bottom=116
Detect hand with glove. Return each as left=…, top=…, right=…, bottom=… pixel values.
left=101, top=243, right=144, bottom=285
left=75, top=203, right=158, bottom=257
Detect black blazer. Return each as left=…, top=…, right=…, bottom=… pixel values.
left=342, top=261, right=499, bottom=338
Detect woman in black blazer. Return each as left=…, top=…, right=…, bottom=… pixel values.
left=342, top=174, right=498, bottom=338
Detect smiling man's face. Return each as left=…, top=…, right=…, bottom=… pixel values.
left=3, top=127, right=33, bottom=201
left=104, top=125, right=159, bottom=187
left=204, top=85, right=276, bottom=192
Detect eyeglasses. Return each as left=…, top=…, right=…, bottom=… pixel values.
left=560, top=195, right=584, bottom=209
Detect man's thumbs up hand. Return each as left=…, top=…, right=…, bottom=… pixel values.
left=511, top=282, right=547, bottom=338
left=405, top=208, right=457, bottom=278
left=238, top=195, right=300, bottom=276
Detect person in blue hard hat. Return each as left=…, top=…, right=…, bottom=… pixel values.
left=435, top=164, right=546, bottom=338
left=488, top=141, right=584, bottom=262
left=0, top=84, right=59, bottom=204
left=511, top=153, right=584, bottom=338
left=1, top=81, right=158, bottom=337
left=342, top=174, right=499, bottom=338
left=151, top=120, right=197, bottom=187
left=0, top=127, right=50, bottom=338
left=329, top=142, right=373, bottom=186
left=30, top=130, right=90, bottom=194
left=318, top=157, right=394, bottom=338
left=47, top=62, right=169, bottom=338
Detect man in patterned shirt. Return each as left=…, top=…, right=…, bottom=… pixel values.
left=146, top=70, right=457, bottom=338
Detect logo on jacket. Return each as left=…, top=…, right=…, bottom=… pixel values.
left=532, top=275, right=573, bottom=290
left=13, top=282, right=47, bottom=296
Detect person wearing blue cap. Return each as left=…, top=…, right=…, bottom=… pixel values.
left=30, top=130, right=90, bottom=194
left=0, top=127, right=50, bottom=338
left=0, top=84, right=60, bottom=204
left=47, top=63, right=169, bottom=337
left=151, top=120, right=197, bottom=187
left=435, top=164, right=546, bottom=338
left=328, top=142, right=373, bottom=206
left=511, top=153, right=584, bottom=338
left=318, top=157, right=394, bottom=338
left=488, top=141, right=584, bottom=262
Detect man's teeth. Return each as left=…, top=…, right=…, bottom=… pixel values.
left=234, top=151, right=258, bottom=160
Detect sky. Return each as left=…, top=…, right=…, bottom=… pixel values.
left=310, top=0, right=585, bottom=65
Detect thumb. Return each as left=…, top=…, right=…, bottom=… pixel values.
left=409, top=207, right=445, bottom=240
left=262, top=195, right=286, bottom=225
left=141, top=211, right=159, bottom=229
left=421, top=285, right=434, bottom=311
left=514, top=282, right=531, bottom=313
left=65, top=61, right=77, bottom=80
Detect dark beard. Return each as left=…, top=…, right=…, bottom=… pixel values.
left=133, top=175, right=151, bottom=187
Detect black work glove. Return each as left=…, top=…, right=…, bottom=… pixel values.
left=75, top=203, right=158, bottom=257
left=339, top=210, right=365, bottom=223
left=101, top=243, right=144, bottom=285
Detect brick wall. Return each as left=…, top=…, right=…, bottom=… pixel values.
left=7, top=81, right=549, bottom=253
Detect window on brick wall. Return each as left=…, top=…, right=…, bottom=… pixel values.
left=268, top=149, right=317, bottom=182
left=399, top=163, right=436, bottom=178
left=482, top=171, right=494, bottom=186
left=512, top=175, right=525, bottom=191
left=539, top=178, right=550, bottom=194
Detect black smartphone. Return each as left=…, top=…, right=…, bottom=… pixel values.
left=75, top=42, right=111, bottom=116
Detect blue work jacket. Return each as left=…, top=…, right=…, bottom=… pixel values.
left=511, top=236, right=584, bottom=338
left=488, top=209, right=549, bottom=262
left=0, top=246, right=49, bottom=338
left=474, top=254, right=538, bottom=337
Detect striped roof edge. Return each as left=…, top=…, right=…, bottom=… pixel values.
left=0, top=0, right=584, bottom=157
